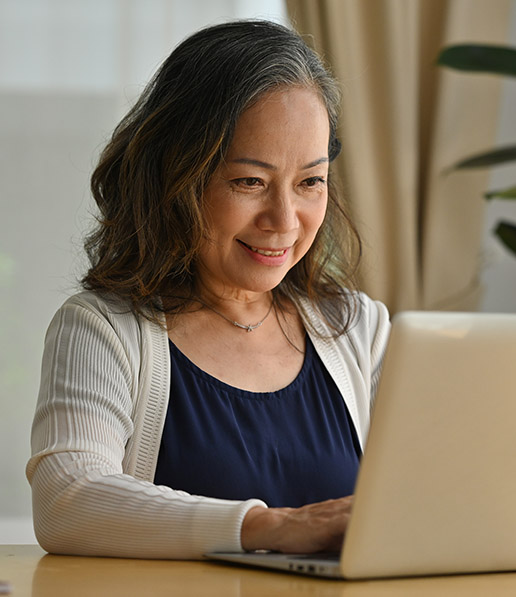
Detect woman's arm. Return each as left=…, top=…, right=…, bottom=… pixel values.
left=26, top=297, right=264, bottom=559
left=29, top=452, right=264, bottom=559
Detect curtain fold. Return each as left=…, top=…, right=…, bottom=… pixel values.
left=287, top=0, right=512, bottom=313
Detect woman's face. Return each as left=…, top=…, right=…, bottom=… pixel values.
left=198, top=86, right=330, bottom=299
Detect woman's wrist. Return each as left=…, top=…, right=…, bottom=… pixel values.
left=241, top=506, right=288, bottom=552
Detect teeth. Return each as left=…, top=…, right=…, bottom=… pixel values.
left=240, top=240, right=287, bottom=256
left=250, top=246, right=285, bottom=256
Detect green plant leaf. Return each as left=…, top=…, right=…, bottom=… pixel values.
left=495, top=221, right=516, bottom=254
left=447, top=145, right=516, bottom=171
left=437, top=44, right=516, bottom=77
left=484, top=186, right=516, bottom=200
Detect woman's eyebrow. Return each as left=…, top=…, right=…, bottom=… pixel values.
left=232, top=158, right=277, bottom=170
left=302, top=157, right=329, bottom=169
left=230, top=157, right=329, bottom=170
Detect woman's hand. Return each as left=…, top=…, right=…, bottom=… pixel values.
left=241, top=496, right=354, bottom=554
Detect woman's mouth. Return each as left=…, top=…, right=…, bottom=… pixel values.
left=238, top=240, right=287, bottom=257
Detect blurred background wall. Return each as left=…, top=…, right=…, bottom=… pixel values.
left=1, top=0, right=515, bottom=543
left=0, top=0, right=288, bottom=544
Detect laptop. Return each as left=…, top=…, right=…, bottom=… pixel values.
left=207, top=311, right=516, bottom=579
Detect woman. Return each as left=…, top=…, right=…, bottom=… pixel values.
left=26, top=20, right=390, bottom=559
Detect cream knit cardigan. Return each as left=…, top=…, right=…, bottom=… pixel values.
left=26, top=290, right=390, bottom=559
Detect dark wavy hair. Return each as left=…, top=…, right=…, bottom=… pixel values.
left=82, top=19, right=362, bottom=334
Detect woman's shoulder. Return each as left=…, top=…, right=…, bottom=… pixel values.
left=299, top=290, right=390, bottom=369
left=49, top=290, right=164, bottom=347
left=45, top=290, right=169, bottom=379
left=353, top=291, right=390, bottom=331
left=298, top=290, right=390, bottom=336
left=350, top=292, right=391, bottom=352
left=59, top=289, right=130, bottom=314
left=57, top=290, right=163, bottom=326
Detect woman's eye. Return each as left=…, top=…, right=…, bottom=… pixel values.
left=233, top=177, right=262, bottom=187
left=302, top=176, right=326, bottom=187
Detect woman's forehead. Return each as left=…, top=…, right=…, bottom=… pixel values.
left=226, top=87, right=330, bottom=163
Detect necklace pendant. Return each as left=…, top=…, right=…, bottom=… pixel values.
left=199, top=298, right=273, bottom=333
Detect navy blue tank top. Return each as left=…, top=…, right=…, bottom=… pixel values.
left=154, top=335, right=361, bottom=507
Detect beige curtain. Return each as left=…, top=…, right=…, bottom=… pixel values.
left=287, top=0, right=512, bottom=313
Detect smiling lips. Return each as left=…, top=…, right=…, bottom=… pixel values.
left=238, top=240, right=288, bottom=257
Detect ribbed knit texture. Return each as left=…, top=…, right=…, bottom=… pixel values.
left=26, top=290, right=390, bottom=558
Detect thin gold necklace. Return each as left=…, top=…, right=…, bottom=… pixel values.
left=195, top=297, right=274, bottom=332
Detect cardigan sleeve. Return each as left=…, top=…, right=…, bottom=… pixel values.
left=26, top=296, right=265, bottom=559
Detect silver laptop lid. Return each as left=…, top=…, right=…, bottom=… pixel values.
left=342, top=311, right=516, bottom=578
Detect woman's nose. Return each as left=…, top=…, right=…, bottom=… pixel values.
left=256, top=191, right=299, bottom=233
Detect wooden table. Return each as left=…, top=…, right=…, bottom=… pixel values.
left=3, top=545, right=516, bottom=596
